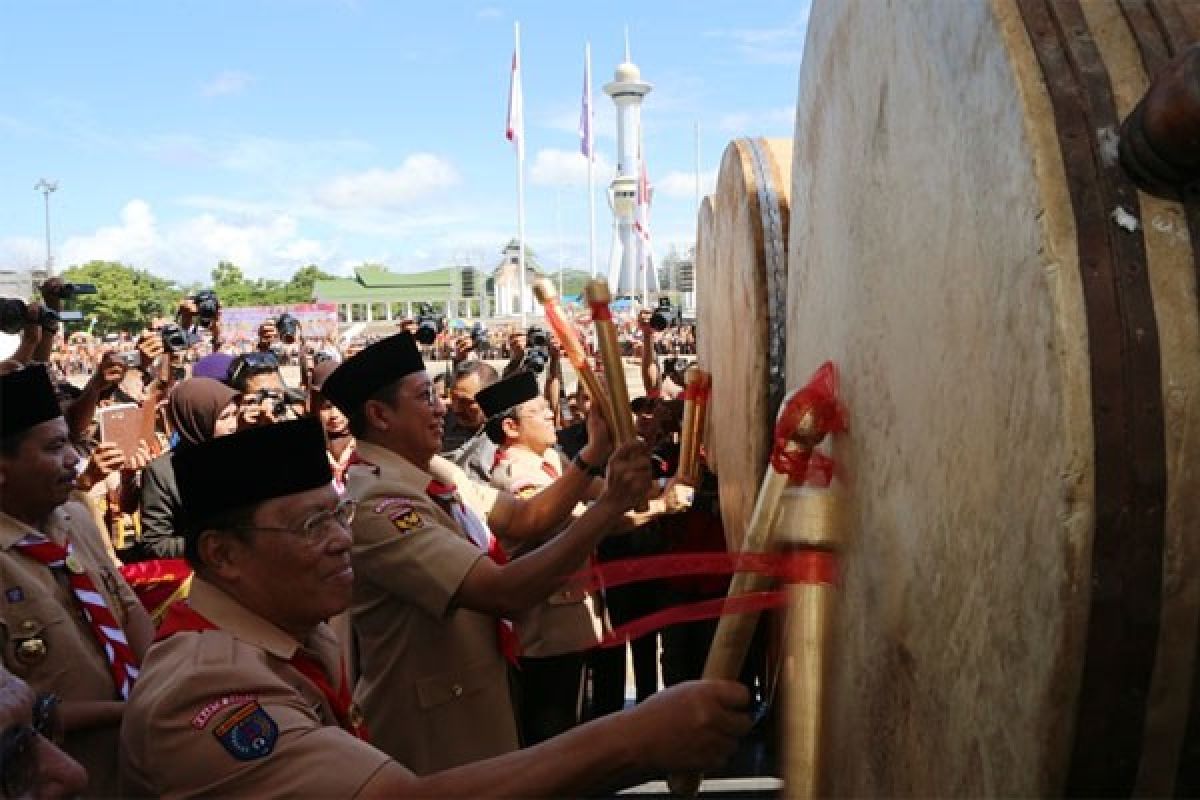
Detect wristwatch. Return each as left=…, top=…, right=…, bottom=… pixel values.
left=572, top=452, right=606, bottom=477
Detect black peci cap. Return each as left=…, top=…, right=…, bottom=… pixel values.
left=0, top=365, right=63, bottom=440
left=173, top=417, right=332, bottom=534
left=475, top=370, right=539, bottom=419
left=321, top=333, right=425, bottom=416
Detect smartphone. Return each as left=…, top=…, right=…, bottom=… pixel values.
left=96, top=403, right=143, bottom=462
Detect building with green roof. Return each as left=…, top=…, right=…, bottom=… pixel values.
left=312, top=264, right=487, bottom=325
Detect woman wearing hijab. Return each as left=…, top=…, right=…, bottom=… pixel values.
left=128, top=378, right=239, bottom=562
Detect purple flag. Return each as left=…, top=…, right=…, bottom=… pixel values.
left=579, top=44, right=593, bottom=159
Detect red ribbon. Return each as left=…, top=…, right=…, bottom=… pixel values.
left=572, top=550, right=838, bottom=594
left=598, top=591, right=788, bottom=648
left=770, top=361, right=848, bottom=482
left=589, top=301, right=613, bottom=322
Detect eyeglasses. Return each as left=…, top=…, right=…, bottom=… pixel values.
left=1, top=693, right=62, bottom=799
left=411, top=384, right=439, bottom=408
left=233, top=499, right=357, bottom=545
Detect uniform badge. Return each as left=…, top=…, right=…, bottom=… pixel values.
left=374, top=498, right=424, bottom=534
left=5, top=587, right=24, bottom=603
left=64, top=554, right=85, bottom=575
left=14, top=638, right=47, bottom=665
left=213, top=701, right=277, bottom=761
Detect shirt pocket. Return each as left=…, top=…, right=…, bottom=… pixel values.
left=0, top=596, right=73, bottom=685
left=415, top=658, right=516, bottom=764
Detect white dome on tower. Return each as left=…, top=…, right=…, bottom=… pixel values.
left=614, top=61, right=641, bottom=83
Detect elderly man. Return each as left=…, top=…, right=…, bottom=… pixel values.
left=120, top=418, right=751, bottom=797
left=0, top=364, right=155, bottom=796
left=322, top=333, right=663, bottom=773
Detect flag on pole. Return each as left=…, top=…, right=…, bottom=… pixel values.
left=634, top=151, right=653, bottom=284
left=579, top=44, right=593, bottom=159
left=506, top=35, right=524, bottom=160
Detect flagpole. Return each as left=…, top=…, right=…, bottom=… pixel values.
left=585, top=42, right=597, bottom=280
left=511, top=21, right=527, bottom=328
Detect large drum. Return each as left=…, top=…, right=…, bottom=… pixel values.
left=697, top=137, right=792, bottom=551
left=784, top=0, right=1200, bottom=795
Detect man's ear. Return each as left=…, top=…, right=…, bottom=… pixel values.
left=196, top=530, right=247, bottom=580
left=364, top=398, right=391, bottom=433
left=501, top=416, right=520, bottom=442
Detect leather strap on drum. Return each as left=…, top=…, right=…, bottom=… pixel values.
left=1017, top=1, right=1169, bottom=794
left=1116, top=4, right=1200, bottom=793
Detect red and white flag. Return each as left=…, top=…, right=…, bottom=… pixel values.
left=634, top=151, right=654, bottom=283
left=505, top=29, right=524, bottom=161
left=579, top=44, right=593, bottom=160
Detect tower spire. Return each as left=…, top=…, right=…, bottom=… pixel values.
left=624, top=25, right=630, bottom=62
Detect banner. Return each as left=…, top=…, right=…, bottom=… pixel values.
left=218, top=303, right=339, bottom=345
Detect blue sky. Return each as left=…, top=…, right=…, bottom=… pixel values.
left=0, top=0, right=809, bottom=285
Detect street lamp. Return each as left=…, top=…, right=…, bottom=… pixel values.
left=33, top=178, right=58, bottom=276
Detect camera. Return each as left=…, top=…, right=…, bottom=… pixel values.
left=160, top=323, right=190, bottom=353
left=522, top=325, right=551, bottom=374
left=276, top=312, right=300, bottom=344
left=415, top=303, right=445, bottom=346
left=650, top=298, right=678, bottom=332
left=191, top=289, right=220, bottom=327
left=253, top=388, right=287, bottom=418
left=41, top=282, right=98, bottom=300
left=470, top=322, right=489, bottom=355
left=0, top=298, right=60, bottom=334
left=118, top=351, right=141, bottom=368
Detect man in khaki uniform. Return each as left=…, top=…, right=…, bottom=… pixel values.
left=322, top=333, right=654, bottom=773
left=479, top=371, right=605, bottom=744
left=0, top=364, right=155, bottom=796
left=120, top=415, right=755, bottom=797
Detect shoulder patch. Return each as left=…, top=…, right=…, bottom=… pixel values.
left=213, top=701, right=277, bottom=761
left=192, top=694, right=258, bottom=730
left=374, top=497, right=425, bottom=534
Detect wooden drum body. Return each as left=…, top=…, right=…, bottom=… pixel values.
left=697, top=138, right=792, bottom=552
left=784, top=0, right=1200, bottom=795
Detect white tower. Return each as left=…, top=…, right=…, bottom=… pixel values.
left=603, top=37, right=652, bottom=295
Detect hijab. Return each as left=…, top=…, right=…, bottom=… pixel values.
left=167, top=378, right=238, bottom=448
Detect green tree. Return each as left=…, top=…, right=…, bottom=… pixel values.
left=60, top=261, right=179, bottom=334
left=284, top=264, right=335, bottom=302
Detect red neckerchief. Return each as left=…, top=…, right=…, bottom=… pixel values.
left=425, top=480, right=522, bottom=666
left=156, top=602, right=369, bottom=741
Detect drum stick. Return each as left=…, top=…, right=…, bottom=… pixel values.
left=677, top=366, right=711, bottom=486
left=669, top=370, right=843, bottom=797
left=583, top=279, right=637, bottom=446
left=531, top=278, right=617, bottom=435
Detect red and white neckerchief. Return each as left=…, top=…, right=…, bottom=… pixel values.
left=425, top=479, right=521, bottom=666
left=13, top=534, right=139, bottom=699
left=496, top=448, right=560, bottom=482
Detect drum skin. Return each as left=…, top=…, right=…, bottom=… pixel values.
left=698, top=138, right=792, bottom=552
left=783, top=0, right=1200, bottom=796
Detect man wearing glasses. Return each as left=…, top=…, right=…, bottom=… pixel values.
left=120, top=416, right=750, bottom=797
left=0, top=667, right=87, bottom=799
left=322, top=333, right=657, bottom=774
left=0, top=365, right=155, bottom=796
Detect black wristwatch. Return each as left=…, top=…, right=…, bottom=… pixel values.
left=572, top=452, right=606, bottom=477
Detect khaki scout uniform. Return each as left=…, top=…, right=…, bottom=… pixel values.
left=346, top=440, right=519, bottom=775
left=0, top=501, right=142, bottom=797
left=121, top=578, right=392, bottom=798
left=490, top=445, right=604, bottom=656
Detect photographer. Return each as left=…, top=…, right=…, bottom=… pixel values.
left=441, top=360, right=500, bottom=482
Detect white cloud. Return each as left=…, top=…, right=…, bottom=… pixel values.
left=707, top=6, right=812, bottom=65
left=717, top=106, right=795, bottom=134
left=314, top=154, right=460, bottom=210
left=0, top=236, right=44, bottom=271
left=655, top=169, right=717, bottom=200
left=530, top=148, right=614, bottom=187
left=200, top=70, right=254, bottom=98
left=51, top=200, right=336, bottom=283
left=142, top=133, right=371, bottom=174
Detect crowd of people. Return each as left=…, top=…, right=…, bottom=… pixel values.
left=0, top=282, right=758, bottom=798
